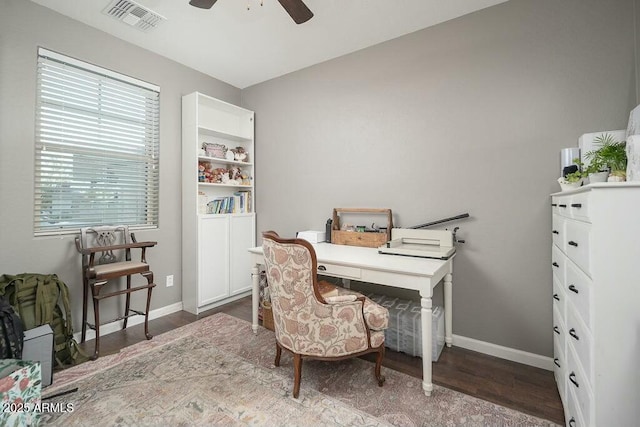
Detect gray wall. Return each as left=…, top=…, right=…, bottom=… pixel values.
left=0, top=0, right=239, bottom=330
left=241, top=0, right=636, bottom=356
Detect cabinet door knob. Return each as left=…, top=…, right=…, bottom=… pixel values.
left=559, top=204, right=567, bottom=208
left=568, top=285, right=579, bottom=294
left=551, top=203, right=558, bottom=207
left=568, top=241, right=578, bottom=247
left=552, top=230, right=559, bottom=235
left=553, top=326, right=560, bottom=335
left=571, top=203, right=582, bottom=208
left=554, top=358, right=561, bottom=368
left=318, top=265, right=327, bottom=271
left=569, top=372, right=579, bottom=388
left=552, top=262, right=559, bottom=268
left=553, top=294, right=560, bottom=301
left=569, top=328, right=579, bottom=341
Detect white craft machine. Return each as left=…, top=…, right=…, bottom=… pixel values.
left=378, top=228, right=456, bottom=260
left=378, top=213, right=468, bottom=260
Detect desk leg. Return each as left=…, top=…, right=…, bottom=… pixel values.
left=444, top=272, right=453, bottom=347
left=420, top=296, right=433, bottom=396
left=252, top=265, right=260, bottom=334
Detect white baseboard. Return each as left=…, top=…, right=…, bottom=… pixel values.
left=452, top=334, right=554, bottom=371
left=74, top=301, right=184, bottom=342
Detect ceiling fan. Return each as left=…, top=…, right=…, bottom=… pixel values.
left=189, top=0, right=313, bottom=24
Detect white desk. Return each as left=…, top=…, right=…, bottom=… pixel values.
left=248, top=242, right=454, bottom=396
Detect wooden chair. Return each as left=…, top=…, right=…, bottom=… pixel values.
left=75, top=226, right=156, bottom=359
left=261, top=231, right=389, bottom=398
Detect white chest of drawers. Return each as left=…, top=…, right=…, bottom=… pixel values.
left=551, top=183, right=640, bottom=427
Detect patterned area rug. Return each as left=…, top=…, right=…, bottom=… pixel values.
left=43, top=314, right=559, bottom=426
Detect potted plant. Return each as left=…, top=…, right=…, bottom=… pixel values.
left=584, top=133, right=627, bottom=182
left=580, top=155, right=608, bottom=183
left=557, top=159, right=584, bottom=191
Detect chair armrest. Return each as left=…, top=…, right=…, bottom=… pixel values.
left=324, top=295, right=358, bottom=304
left=75, top=241, right=157, bottom=255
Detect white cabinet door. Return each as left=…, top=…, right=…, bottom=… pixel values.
left=229, top=214, right=255, bottom=296
left=198, top=216, right=230, bottom=305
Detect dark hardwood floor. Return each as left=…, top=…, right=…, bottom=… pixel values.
left=77, top=296, right=564, bottom=425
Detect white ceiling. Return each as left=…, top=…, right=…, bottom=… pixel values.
left=30, top=0, right=508, bottom=89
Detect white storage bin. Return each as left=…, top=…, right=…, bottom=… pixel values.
left=366, top=293, right=444, bottom=361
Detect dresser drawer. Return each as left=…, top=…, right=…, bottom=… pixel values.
left=553, top=319, right=566, bottom=405
left=566, top=308, right=592, bottom=386
left=566, top=383, right=587, bottom=427
left=565, top=260, right=593, bottom=331
left=564, top=220, right=591, bottom=276
left=552, top=214, right=566, bottom=252
left=316, top=263, right=361, bottom=279
left=553, top=305, right=566, bottom=358
left=551, top=196, right=561, bottom=215
left=553, top=196, right=571, bottom=218
left=551, top=245, right=566, bottom=284
left=552, top=276, right=566, bottom=322
left=568, top=192, right=590, bottom=223
left=567, top=344, right=593, bottom=427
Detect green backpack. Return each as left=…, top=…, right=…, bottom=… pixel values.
left=0, top=273, right=88, bottom=368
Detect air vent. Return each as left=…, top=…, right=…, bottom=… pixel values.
left=103, top=0, right=165, bottom=32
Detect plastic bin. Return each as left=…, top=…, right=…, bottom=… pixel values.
left=366, top=293, right=445, bottom=361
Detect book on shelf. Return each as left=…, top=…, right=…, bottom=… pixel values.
left=205, top=191, right=252, bottom=214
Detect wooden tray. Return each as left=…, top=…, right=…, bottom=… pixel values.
left=331, top=208, right=392, bottom=248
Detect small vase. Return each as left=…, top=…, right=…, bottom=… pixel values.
left=588, top=171, right=609, bottom=183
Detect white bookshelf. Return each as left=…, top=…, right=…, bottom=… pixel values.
left=182, top=92, right=256, bottom=314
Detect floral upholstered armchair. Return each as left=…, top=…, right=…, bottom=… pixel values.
left=261, top=231, right=389, bottom=398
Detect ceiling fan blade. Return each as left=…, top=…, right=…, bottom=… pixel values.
left=277, top=0, right=313, bottom=24
left=189, top=0, right=218, bottom=9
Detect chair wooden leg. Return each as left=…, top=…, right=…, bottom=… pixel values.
left=375, top=345, right=385, bottom=386
left=293, top=353, right=303, bottom=398
left=90, top=283, right=103, bottom=360
left=143, top=271, right=154, bottom=340
left=81, top=278, right=88, bottom=343
left=123, top=275, right=132, bottom=329
left=274, top=342, right=282, bottom=367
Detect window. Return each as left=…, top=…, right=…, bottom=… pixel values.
left=34, top=48, right=160, bottom=236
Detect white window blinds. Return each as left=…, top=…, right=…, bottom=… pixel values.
left=34, top=48, right=160, bottom=236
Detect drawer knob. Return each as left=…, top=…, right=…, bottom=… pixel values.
left=569, top=328, right=580, bottom=341
left=554, top=358, right=561, bottom=368
left=552, top=230, right=559, bottom=235
left=571, top=203, right=582, bottom=208
left=318, top=265, right=327, bottom=271
left=551, top=203, right=558, bottom=207
left=569, top=372, right=579, bottom=388
left=569, top=417, right=576, bottom=427
left=568, top=285, right=579, bottom=294
left=552, top=262, right=559, bottom=268
left=559, top=204, right=567, bottom=208
left=553, top=326, right=560, bottom=335
left=568, top=241, right=578, bottom=247
left=553, top=293, right=560, bottom=301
